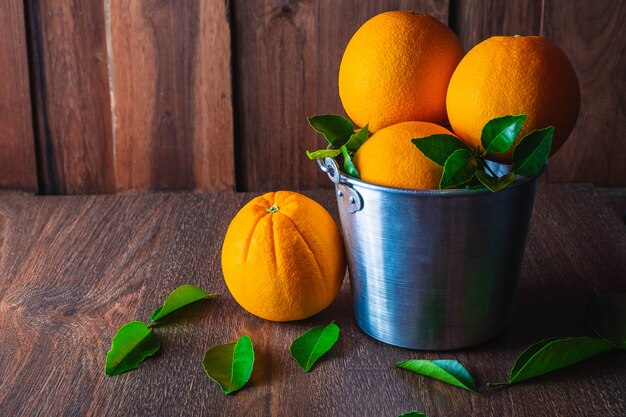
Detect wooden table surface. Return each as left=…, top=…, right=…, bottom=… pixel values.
left=0, top=184, right=625, bottom=417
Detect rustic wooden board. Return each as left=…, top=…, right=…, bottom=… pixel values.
left=109, top=0, right=234, bottom=192
left=232, top=0, right=450, bottom=191
left=25, top=0, right=115, bottom=194
left=598, top=187, right=626, bottom=224
left=541, top=0, right=626, bottom=186
left=0, top=185, right=624, bottom=416
left=0, top=0, right=37, bottom=193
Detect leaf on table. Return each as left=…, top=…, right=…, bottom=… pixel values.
left=150, top=284, right=218, bottom=323
left=512, top=126, right=554, bottom=176
left=306, top=149, right=342, bottom=160
left=475, top=171, right=517, bottom=192
left=588, top=291, right=626, bottom=349
left=202, top=335, right=255, bottom=395
left=411, top=134, right=472, bottom=166
left=397, top=359, right=479, bottom=393
left=341, top=145, right=359, bottom=178
left=290, top=322, right=340, bottom=372
left=105, top=321, right=160, bottom=376
left=307, top=114, right=355, bottom=148
left=488, top=336, right=617, bottom=387
left=398, top=411, right=428, bottom=417
left=481, top=114, right=527, bottom=154
left=344, top=124, right=369, bottom=153
left=440, top=149, right=476, bottom=189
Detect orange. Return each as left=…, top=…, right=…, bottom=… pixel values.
left=338, top=11, right=464, bottom=132
left=446, top=36, right=580, bottom=163
left=353, top=121, right=456, bottom=189
left=221, top=191, right=345, bottom=321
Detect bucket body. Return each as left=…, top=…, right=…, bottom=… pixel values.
left=318, top=158, right=538, bottom=350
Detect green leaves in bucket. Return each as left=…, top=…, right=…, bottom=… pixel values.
left=411, top=113, right=553, bottom=192
left=345, top=123, right=369, bottom=153
left=512, top=126, right=554, bottom=176
left=202, top=335, right=255, bottom=394
left=105, top=321, right=160, bottom=376
left=398, top=412, right=429, bottom=417
left=411, top=134, right=471, bottom=166
left=341, top=145, right=359, bottom=178
left=307, top=115, right=355, bottom=148
left=306, top=115, right=369, bottom=179
left=475, top=170, right=517, bottom=192
left=306, top=149, right=342, bottom=160
left=481, top=114, right=527, bottom=154
left=488, top=337, right=617, bottom=387
left=290, top=322, right=340, bottom=372
left=397, top=359, right=479, bottom=393
left=305, top=112, right=553, bottom=190
left=588, top=291, right=626, bottom=349
left=440, top=149, right=477, bottom=189
left=150, top=284, right=218, bottom=323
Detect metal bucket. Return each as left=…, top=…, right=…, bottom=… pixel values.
left=318, top=157, right=540, bottom=350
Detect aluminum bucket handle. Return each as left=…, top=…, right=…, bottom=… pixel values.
left=317, top=157, right=363, bottom=213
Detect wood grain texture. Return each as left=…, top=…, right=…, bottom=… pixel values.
left=26, top=0, right=115, bottom=194
left=598, top=187, right=626, bottom=224
left=0, top=0, right=37, bottom=193
left=541, top=0, right=626, bottom=186
left=232, top=0, right=450, bottom=191
left=450, top=0, right=542, bottom=51
left=0, top=185, right=625, bottom=416
left=110, top=0, right=234, bottom=192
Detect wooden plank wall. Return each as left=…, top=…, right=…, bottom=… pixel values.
left=0, top=0, right=624, bottom=194
left=109, top=0, right=234, bottom=192
left=0, top=0, right=37, bottom=193
left=23, top=0, right=233, bottom=194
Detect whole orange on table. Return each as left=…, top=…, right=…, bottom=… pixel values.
left=446, top=35, right=580, bottom=162
left=339, top=11, right=463, bottom=132
left=221, top=191, right=345, bottom=321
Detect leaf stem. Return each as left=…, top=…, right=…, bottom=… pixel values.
left=486, top=381, right=510, bottom=387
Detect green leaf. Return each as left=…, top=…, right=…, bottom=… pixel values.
left=306, top=149, right=342, bottom=160
left=398, top=412, right=428, bottom=417
left=341, top=145, right=359, bottom=178
left=481, top=114, right=527, bottom=154
left=488, top=337, right=617, bottom=386
left=397, top=359, right=478, bottom=393
left=475, top=171, right=517, bottom=192
left=588, top=291, right=626, bottom=349
left=464, top=174, right=487, bottom=190
left=105, top=321, right=160, bottom=376
left=202, top=335, right=255, bottom=395
left=290, top=322, right=340, bottom=372
left=344, top=124, right=369, bottom=153
left=150, top=284, right=218, bottom=323
left=512, top=126, right=554, bottom=176
left=440, top=149, right=476, bottom=189
left=308, top=114, right=355, bottom=148
left=411, top=134, right=472, bottom=166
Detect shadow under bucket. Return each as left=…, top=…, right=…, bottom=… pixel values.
left=318, top=157, right=541, bottom=350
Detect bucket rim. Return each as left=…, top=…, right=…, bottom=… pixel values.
left=336, top=163, right=546, bottom=196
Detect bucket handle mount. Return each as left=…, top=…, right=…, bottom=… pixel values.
left=317, top=157, right=363, bottom=213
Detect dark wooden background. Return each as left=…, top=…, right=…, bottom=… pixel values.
left=1, top=0, right=624, bottom=194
